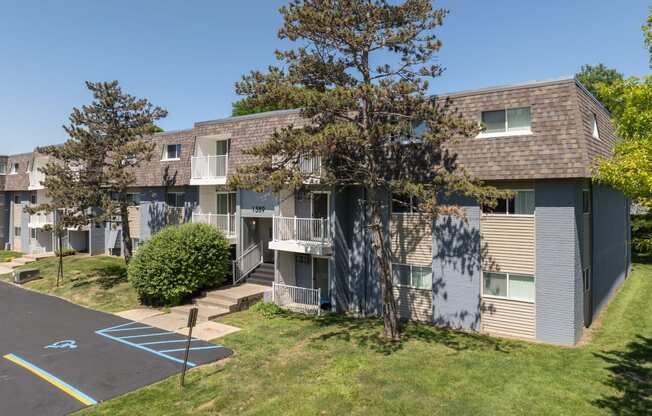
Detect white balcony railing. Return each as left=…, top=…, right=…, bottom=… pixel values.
left=272, top=282, right=321, bottom=315
left=191, top=155, right=228, bottom=181
left=192, top=213, right=236, bottom=236
left=272, top=216, right=330, bottom=245
left=298, top=155, right=321, bottom=176
left=28, top=212, right=54, bottom=228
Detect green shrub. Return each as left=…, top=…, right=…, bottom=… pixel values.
left=54, top=248, right=76, bottom=257
left=128, top=223, right=231, bottom=306
left=632, top=214, right=652, bottom=257
left=250, top=301, right=283, bottom=319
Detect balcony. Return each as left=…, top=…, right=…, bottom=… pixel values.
left=28, top=212, right=53, bottom=228
left=298, top=155, right=321, bottom=177
left=192, top=213, right=236, bottom=242
left=190, top=155, right=228, bottom=185
left=269, top=216, right=332, bottom=255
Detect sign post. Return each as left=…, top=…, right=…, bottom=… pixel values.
left=180, top=307, right=198, bottom=387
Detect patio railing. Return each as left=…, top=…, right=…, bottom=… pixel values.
left=272, top=282, right=321, bottom=315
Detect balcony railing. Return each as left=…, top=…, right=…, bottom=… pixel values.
left=191, top=155, right=228, bottom=182
left=272, top=282, right=321, bottom=315
left=298, top=155, right=321, bottom=176
left=28, top=212, right=54, bottom=228
left=192, top=213, right=236, bottom=237
left=272, top=216, right=330, bottom=245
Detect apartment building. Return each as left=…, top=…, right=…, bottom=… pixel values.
left=0, top=77, right=630, bottom=345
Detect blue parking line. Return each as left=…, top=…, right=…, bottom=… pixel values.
left=100, top=321, right=139, bottom=332
left=119, top=332, right=176, bottom=340
left=158, top=345, right=222, bottom=353
left=95, top=330, right=197, bottom=367
left=102, top=325, right=153, bottom=333
left=139, top=339, right=201, bottom=346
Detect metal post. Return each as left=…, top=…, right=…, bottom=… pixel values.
left=317, top=288, right=321, bottom=316
left=180, top=307, right=199, bottom=388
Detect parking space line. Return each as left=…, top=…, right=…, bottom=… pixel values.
left=95, top=330, right=198, bottom=367
left=158, top=346, right=222, bottom=353
left=3, top=353, right=98, bottom=406
left=102, top=325, right=153, bottom=332
left=120, top=332, right=176, bottom=339
left=139, top=339, right=201, bottom=346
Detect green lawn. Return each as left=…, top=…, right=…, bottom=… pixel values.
left=0, top=250, right=22, bottom=262
left=0, top=255, right=140, bottom=313
left=77, top=263, right=652, bottom=416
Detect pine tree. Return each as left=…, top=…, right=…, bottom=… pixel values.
left=230, top=0, right=502, bottom=339
left=39, top=81, right=167, bottom=264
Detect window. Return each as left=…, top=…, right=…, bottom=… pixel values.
left=163, top=144, right=181, bottom=160
left=14, top=227, right=21, bottom=237
left=30, top=229, right=37, bottom=239
left=482, top=190, right=535, bottom=215
left=391, top=193, right=421, bottom=214
left=216, top=192, right=236, bottom=215
left=480, top=107, right=531, bottom=136
left=216, top=140, right=229, bottom=156
left=0, top=162, right=6, bottom=175
left=483, top=272, right=535, bottom=302
left=30, top=193, right=36, bottom=205
left=14, top=195, right=20, bottom=204
left=126, top=193, right=141, bottom=206
left=582, top=189, right=591, bottom=214
left=166, top=192, right=185, bottom=208
left=10, top=163, right=19, bottom=174
left=392, top=263, right=433, bottom=290
left=582, top=268, right=591, bottom=292
left=592, top=113, right=600, bottom=139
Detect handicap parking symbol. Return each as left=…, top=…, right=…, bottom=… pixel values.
left=45, top=340, right=78, bottom=350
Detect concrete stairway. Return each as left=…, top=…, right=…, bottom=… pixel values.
left=170, top=283, right=270, bottom=322
left=245, top=262, right=275, bottom=287
left=1, top=252, right=55, bottom=272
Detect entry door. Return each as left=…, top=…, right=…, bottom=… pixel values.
left=311, top=193, right=328, bottom=240
left=583, top=268, right=592, bottom=327
left=313, top=257, right=330, bottom=304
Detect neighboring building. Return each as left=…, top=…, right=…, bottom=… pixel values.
left=0, top=77, right=631, bottom=345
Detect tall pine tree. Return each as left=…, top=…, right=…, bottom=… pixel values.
left=40, top=81, right=167, bottom=264
left=230, top=0, right=502, bottom=339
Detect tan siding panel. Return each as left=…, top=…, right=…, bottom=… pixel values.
left=394, top=286, right=432, bottom=322
left=481, top=216, right=535, bottom=275
left=390, top=214, right=432, bottom=265
left=128, top=206, right=140, bottom=238
left=481, top=297, right=535, bottom=339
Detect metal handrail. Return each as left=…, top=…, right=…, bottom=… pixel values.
left=232, top=243, right=263, bottom=285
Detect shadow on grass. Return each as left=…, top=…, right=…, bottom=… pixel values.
left=68, top=263, right=128, bottom=290
left=282, top=312, right=520, bottom=356
left=593, top=335, right=651, bottom=415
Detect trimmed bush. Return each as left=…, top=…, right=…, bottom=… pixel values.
left=54, top=248, right=76, bottom=257
left=128, top=223, right=231, bottom=306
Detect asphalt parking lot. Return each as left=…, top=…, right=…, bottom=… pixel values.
left=0, top=281, right=232, bottom=415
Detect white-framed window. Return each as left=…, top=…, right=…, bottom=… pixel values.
left=591, top=113, right=600, bottom=140
left=10, top=163, right=19, bottom=174
left=30, top=229, right=37, bottom=239
left=479, top=107, right=531, bottom=137
left=482, top=189, right=535, bottom=215
left=0, top=162, right=6, bottom=175
left=166, top=192, right=185, bottom=208
left=216, top=139, right=229, bottom=156
left=163, top=144, right=181, bottom=161
left=392, top=263, right=433, bottom=290
left=483, top=271, right=535, bottom=302
left=14, top=227, right=21, bottom=237
left=13, top=194, right=20, bottom=204
left=216, top=192, right=236, bottom=215
left=30, top=193, right=37, bottom=205
left=391, top=193, right=421, bottom=214
left=126, top=193, right=141, bottom=206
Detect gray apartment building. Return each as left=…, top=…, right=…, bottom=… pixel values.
left=0, top=77, right=631, bottom=345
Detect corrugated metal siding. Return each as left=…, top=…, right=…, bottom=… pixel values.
left=481, top=297, right=535, bottom=339
left=127, top=206, right=140, bottom=239
left=481, top=216, right=535, bottom=274
left=394, top=286, right=432, bottom=322
left=390, top=214, right=432, bottom=265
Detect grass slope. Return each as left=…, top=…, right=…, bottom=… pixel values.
left=0, top=255, right=140, bottom=313
left=0, top=250, right=22, bottom=262
left=78, top=263, right=652, bottom=416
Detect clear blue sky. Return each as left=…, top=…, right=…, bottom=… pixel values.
left=1, top=0, right=650, bottom=154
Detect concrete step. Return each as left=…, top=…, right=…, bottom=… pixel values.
left=12, top=258, right=35, bottom=265
left=247, top=277, right=273, bottom=287
left=170, top=304, right=230, bottom=321
left=193, top=298, right=238, bottom=312
left=4, top=261, right=23, bottom=269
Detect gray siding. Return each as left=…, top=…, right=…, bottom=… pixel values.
left=431, top=202, right=482, bottom=330
left=592, top=185, right=630, bottom=318
left=89, top=223, right=105, bottom=255
left=535, top=180, right=582, bottom=345
left=332, top=187, right=353, bottom=312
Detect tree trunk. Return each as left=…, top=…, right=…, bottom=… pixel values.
left=120, top=203, right=133, bottom=264
left=57, top=233, right=64, bottom=287
left=368, top=188, right=400, bottom=340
